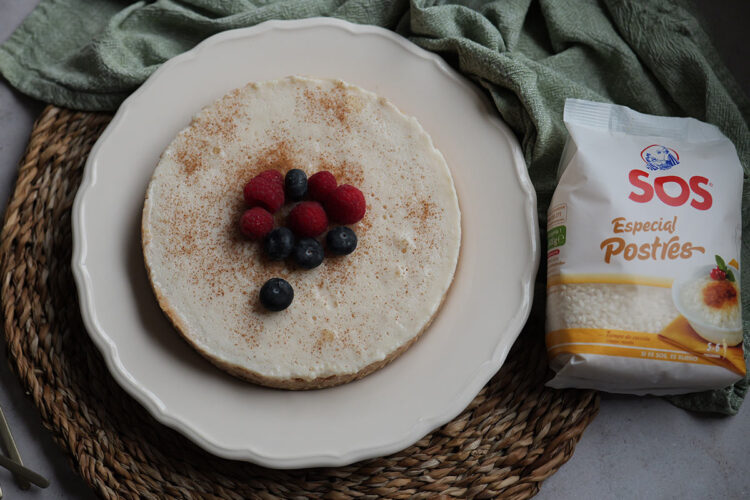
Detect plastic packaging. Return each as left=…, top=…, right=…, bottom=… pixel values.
left=545, top=99, right=745, bottom=395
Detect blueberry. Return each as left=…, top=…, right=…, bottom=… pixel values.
left=293, top=238, right=324, bottom=269
left=264, top=227, right=295, bottom=260
left=326, top=226, right=357, bottom=255
left=259, top=278, right=294, bottom=311
left=285, top=169, right=308, bottom=201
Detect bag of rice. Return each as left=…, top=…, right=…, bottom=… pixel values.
left=545, top=99, right=745, bottom=395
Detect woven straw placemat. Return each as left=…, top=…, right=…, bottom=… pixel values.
left=1, top=105, right=598, bottom=499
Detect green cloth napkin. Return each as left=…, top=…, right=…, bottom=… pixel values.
left=1, top=0, right=748, bottom=414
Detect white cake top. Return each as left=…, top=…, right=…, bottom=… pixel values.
left=142, top=76, right=461, bottom=383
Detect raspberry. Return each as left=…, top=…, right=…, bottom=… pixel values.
left=710, top=267, right=727, bottom=281
left=240, top=207, right=274, bottom=240
left=325, top=185, right=366, bottom=224
left=243, top=176, right=284, bottom=213
left=257, top=169, right=284, bottom=188
left=307, top=171, right=337, bottom=202
left=288, top=201, right=328, bottom=238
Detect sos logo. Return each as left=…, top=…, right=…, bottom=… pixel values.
left=628, top=145, right=712, bottom=210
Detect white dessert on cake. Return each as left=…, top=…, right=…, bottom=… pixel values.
left=142, top=76, right=461, bottom=389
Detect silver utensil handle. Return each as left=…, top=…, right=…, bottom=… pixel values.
left=0, top=407, right=30, bottom=489
left=0, top=454, right=49, bottom=489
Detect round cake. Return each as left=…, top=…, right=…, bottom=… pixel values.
left=142, top=76, right=461, bottom=389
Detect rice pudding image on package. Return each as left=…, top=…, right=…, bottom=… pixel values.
left=142, top=77, right=461, bottom=390
left=672, top=260, right=742, bottom=346
left=545, top=99, right=745, bottom=395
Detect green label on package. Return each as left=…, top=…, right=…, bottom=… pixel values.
left=548, top=226, right=566, bottom=249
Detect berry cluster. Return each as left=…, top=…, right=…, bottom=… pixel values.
left=710, top=267, right=727, bottom=281
left=239, top=168, right=366, bottom=311
left=710, top=255, right=736, bottom=282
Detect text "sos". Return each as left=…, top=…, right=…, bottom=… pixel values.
left=628, top=170, right=712, bottom=210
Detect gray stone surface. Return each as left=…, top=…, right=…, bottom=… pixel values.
left=0, top=1, right=747, bottom=498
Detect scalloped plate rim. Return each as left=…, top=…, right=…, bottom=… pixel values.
left=71, top=17, right=539, bottom=468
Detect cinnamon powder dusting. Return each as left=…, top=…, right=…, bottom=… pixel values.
left=409, top=200, right=437, bottom=224
left=250, top=139, right=296, bottom=173
left=174, top=90, right=242, bottom=177
left=191, top=89, right=241, bottom=143
left=301, top=81, right=362, bottom=128
left=319, top=158, right=365, bottom=187
left=174, top=140, right=205, bottom=177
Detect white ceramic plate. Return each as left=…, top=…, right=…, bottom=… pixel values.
left=72, top=18, right=539, bottom=468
